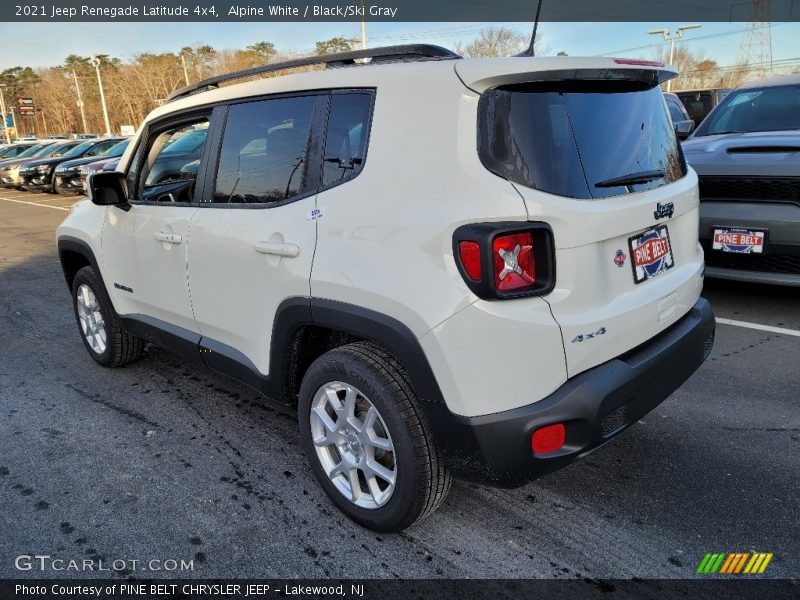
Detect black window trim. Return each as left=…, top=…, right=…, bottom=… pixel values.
left=125, top=107, right=216, bottom=207
left=198, top=87, right=376, bottom=210
left=202, top=90, right=326, bottom=210
left=317, top=88, right=376, bottom=196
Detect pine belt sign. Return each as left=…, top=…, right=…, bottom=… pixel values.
left=18, top=98, right=35, bottom=117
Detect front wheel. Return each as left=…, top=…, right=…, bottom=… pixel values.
left=71, top=266, right=143, bottom=367
left=298, top=342, right=451, bottom=532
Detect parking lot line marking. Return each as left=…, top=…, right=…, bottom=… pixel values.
left=0, top=196, right=70, bottom=211
left=716, top=317, right=800, bottom=338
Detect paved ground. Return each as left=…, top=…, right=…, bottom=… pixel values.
left=1, top=188, right=798, bottom=580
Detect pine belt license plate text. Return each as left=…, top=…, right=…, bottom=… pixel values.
left=628, top=224, right=675, bottom=284
left=712, top=227, right=766, bottom=254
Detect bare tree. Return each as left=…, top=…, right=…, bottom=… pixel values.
left=454, top=27, right=542, bottom=58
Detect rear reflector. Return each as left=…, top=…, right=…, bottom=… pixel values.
left=458, top=241, right=482, bottom=281
left=531, top=424, right=566, bottom=454
left=613, top=58, right=665, bottom=67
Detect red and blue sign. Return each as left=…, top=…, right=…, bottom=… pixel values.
left=628, top=225, right=674, bottom=284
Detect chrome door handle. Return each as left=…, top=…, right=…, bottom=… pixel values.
left=254, top=242, right=300, bottom=258
left=153, top=232, right=182, bottom=244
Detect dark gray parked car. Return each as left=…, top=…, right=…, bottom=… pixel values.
left=683, top=74, right=800, bottom=286
left=664, top=92, right=695, bottom=139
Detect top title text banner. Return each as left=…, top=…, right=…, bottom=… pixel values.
left=3, top=0, right=800, bottom=22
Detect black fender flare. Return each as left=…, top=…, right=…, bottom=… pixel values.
left=270, top=297, right=446, bottom=407
left=57, top=235, right=105, bottom=292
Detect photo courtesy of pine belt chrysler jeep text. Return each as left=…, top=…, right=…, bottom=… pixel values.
left=56, top=45, right=715, bottom=532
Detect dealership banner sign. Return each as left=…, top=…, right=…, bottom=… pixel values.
left=1, top=578, right=797, bottom=599
left=4, top=0, right=800, bottom=22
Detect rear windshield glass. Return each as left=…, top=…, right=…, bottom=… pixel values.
left=693, top=84, right=800, bottom=136
left=478, top=82, right=687, bottom=199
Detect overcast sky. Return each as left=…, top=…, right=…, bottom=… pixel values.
left=0, top=21, right=798, bottom=70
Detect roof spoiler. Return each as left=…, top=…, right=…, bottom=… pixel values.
left=455, top=57, right=678, bottom=94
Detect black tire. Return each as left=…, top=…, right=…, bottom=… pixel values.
left=71, top=266, right=143, bottom=367
left=298, top=341, right=451, bottom=532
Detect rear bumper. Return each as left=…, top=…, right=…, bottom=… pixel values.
left=699, top=200, right=800, bottom=284
left=421, top=297, right=715, bottom=487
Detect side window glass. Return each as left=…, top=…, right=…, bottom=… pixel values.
left=214, top=96, right=315, bottom=204
left=322, top=93, right=372, bottom=187
left=667, top=100, right=684, bottom=123
left=139, top=119, right=209, bottom=202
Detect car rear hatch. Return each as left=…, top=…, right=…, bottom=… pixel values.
left=459, top=57, right=705, bottom=377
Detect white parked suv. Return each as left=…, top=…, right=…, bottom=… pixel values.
left=57, top=45, right=715, bottom=532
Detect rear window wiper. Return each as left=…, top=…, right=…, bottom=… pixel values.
left=595, top=169, right=664, bottom=188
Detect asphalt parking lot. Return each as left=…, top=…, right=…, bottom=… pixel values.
left=1, top=188, right=798, bottom=580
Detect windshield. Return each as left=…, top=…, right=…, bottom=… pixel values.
left=695, top=84, right=800, bottom=136
left=103, top=139, right=129, bottom=157
left=478, top=82, right=686, bottom=199
left=64, top=142, right=93, bottom=158
left=48, top=143, right=80, bottom=157
left=162, top=125, right=209, bottom=154
left=18, top=144, right=48, bottom=158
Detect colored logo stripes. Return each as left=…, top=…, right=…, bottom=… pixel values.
left=696, top=552, right=773, bottom=574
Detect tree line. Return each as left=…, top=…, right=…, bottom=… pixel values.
left=0, top=36, right=356, bottom=136
left=0, top=26, right=767, bottom=137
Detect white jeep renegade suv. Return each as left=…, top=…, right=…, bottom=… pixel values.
left=57, top=45, right=715, bottom=532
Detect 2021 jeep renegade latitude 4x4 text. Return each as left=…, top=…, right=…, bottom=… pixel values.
left=56, top=45, right=715, bottom=532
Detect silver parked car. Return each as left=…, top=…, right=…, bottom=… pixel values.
left=683, top=74, right=800, bottom=286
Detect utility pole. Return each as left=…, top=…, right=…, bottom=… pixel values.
left=72, top=70, right=88, bottom=134
left=180, top=53, right=191, bottom=86
left=0, top=84, right=10, bottom=144
left=90, top=55, right=112, bottom=137
left=359, top=0, right=367, bottom=49
left=647, top=24, right=702, bottom=91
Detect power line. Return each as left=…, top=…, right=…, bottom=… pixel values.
left=595, top=21, right=794, bottom=57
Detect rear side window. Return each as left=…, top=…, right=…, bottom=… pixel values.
left=322, top=93, right=372, bottom=187
left=666, top=99, right=686, bottom=123
left=214, top=96, right=316, bottom=204
left=478, top=82, right=687, bottom=199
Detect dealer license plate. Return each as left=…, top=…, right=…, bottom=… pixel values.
left=628, top=225, right=675, bottom=284
left=712, top=227, right=766, bottom=254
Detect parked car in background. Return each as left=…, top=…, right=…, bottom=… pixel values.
left=0, top=141, right=63, bottom=188
left=664, top=92, right=695, bottom=139
left=79, top=157, right=121, bottom=192
left=675, top=87, right=732, bottom=126
left=683, top=74, right=800, bottom=286
left=20, top=138, right=123, bottom=193
left=55, top=138, right=130, bottom=195
left=0, top=141, right=37, bottom=159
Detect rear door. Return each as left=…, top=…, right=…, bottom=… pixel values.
left=187, top=93, right=325, bottom=381
left=469, top=64, right=704, bottom=377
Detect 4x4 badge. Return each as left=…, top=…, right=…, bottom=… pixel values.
left=654, top=202, right=674, bottom=220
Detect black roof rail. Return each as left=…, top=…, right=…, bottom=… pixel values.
left=166, top=44, right=460, bottom=103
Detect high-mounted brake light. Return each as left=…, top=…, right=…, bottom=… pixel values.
left=452, top=222, right=555, bottom=300
left=612, top=58, right=665, bottom=67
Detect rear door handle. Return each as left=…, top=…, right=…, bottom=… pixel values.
left=255, top=242, right=300, bottom=258
left=153, top=232, right=182, bottom=244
